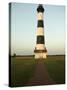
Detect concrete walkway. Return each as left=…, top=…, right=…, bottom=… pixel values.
left=26, top=59, right=55, bottom=86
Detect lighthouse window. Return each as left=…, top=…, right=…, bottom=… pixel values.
left=37, top=36, right=44, bottom=44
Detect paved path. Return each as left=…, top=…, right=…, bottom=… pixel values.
left=26, top=59, right=55, bottom=86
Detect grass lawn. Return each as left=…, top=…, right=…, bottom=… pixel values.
left=10, top=55, right=65, bottom=87
left=11, top=56, right=36, bottom=87
left=44, top=55, right=65, bottom=84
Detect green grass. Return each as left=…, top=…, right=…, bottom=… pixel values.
left=44, top=55, right=65, bottom=84
left=11, top=56, right=36, bottom=87
left=11, top=55, right=65, bottom=87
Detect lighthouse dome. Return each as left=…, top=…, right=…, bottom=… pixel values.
left=37, top=4, right=44, bottom=12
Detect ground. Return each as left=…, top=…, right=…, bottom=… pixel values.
left=10, top=55, right=65, bottom=87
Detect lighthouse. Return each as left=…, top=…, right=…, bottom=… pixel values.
left=34, top=4, right=47, bottom=59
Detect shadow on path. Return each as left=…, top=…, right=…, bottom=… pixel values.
left=26, top=59, right=56, bottom=86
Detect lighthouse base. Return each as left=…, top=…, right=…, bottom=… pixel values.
left=34, top=53, right=47, bottom=59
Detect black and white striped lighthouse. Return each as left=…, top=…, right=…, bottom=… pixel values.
left=34, top=4, right=47, bottom=59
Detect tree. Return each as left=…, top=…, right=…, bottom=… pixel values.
left=13, top=53, right=16, bottom=57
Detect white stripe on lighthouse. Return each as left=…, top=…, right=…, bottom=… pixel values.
left=36, top=27, right=44, bottom=36
left=37, top=12, right=43, bottom=20
left=36, top=44, right=45, bottom=50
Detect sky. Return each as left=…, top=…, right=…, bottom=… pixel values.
left=11, top=3, right=65, bottom=55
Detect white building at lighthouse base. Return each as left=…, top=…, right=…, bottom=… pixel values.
left=34, top=52, right=47, bottom=59
left=34, top=47, right=47, bottom=59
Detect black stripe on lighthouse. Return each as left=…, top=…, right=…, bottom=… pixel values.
left=37, top=35, right=45, bottom=44
left=37, top=20, right=44, bottom=27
